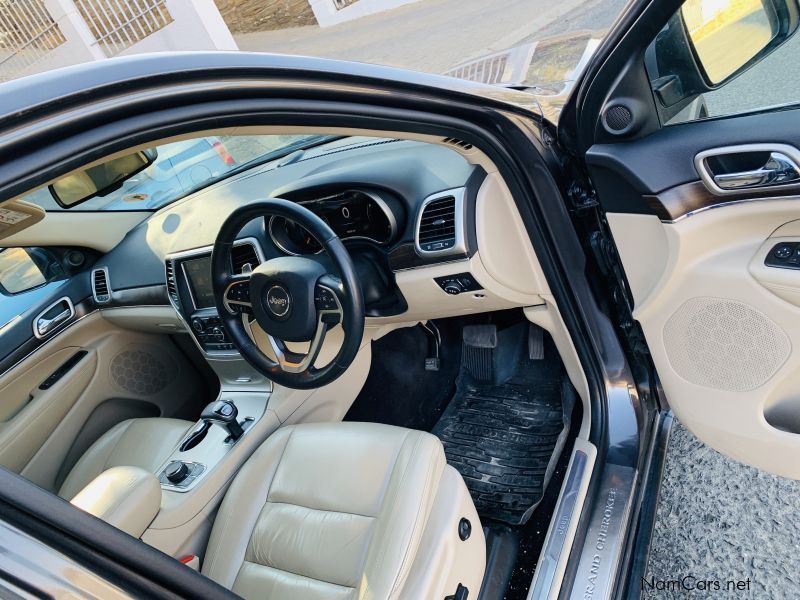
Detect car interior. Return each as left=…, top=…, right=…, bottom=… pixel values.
left=0, top=129, right=593, bottom=599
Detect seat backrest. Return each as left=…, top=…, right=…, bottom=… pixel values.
left=202, top=422, right=452, bottom=599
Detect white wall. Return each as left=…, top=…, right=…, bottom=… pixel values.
left=308, top=0, right=422, bottom=27
left=4, top=0, right=237, bottom=82
left=119, top=0, right=237, bottom=56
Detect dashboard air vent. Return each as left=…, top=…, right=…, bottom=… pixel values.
left=418, top=196, right=457, bottom=252
left=92, top=268, right=111, bottom=304
left=443, top=137, right=474, bottom=151
left=165, top=260, right=180, bottom=305
left=231, top=243, right=260, bottom=274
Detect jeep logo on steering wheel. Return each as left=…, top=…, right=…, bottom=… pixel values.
left=266, top=285, right=291, bottom=318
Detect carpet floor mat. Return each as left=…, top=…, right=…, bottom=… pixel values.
left=433, top=324, right=574, bottom=525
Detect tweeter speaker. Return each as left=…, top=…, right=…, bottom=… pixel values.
left=601, top=99, right=642, bottom=136
left=663, top=297, right=790, bottom=392
left=110, top=345, right=175, bottom=396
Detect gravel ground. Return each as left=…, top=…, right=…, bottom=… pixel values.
left=643, top=421, right=800, bottom=599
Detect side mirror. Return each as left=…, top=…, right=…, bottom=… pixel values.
left=650, top=0, right=799, bottom=117
left=49, top=148, right=158, bottom=208
left=683, top=0, right=797, bottom=84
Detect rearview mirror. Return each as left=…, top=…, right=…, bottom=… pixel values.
left=682, top=0, right=785, bottom=84
left=49, top=148, right=157, bottom=208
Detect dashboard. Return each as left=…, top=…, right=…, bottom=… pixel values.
left=84, top=136, right=545, bottom=361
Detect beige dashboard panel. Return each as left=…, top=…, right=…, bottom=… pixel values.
left=475, top=172, right=550, bottom=297
left=608, top=200, right=800, bottom=479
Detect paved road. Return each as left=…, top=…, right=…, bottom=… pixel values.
left=235, top=0, right=624, bottom=76
left=645, top=421, right=800, bottom=599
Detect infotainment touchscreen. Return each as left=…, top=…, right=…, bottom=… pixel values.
left=181, top=256, right=215, bottom=309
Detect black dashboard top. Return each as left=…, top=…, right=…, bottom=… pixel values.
left=101, top=137, right=478, bottom=292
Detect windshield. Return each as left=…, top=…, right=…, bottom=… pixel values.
left=21, top=135, right=328, bottom=212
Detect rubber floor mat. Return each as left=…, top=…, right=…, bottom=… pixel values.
left=433, top=327, right=573, bottom=525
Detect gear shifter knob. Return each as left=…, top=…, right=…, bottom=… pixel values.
left=201, top=400, right=244, bottom=441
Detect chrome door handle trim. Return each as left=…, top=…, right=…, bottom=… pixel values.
left=712, top=152, right=800, bottom=190
left=33, top=297, right=75, bottom=339
left=695, top=144, right=800, bottom=196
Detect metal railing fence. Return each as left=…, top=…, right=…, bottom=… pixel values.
left=0, top=0, right=66, bottom=77
left=75, top=0, right=172, bottom=57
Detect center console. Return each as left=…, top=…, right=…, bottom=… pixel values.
left=165, top=237, right=264, bottom=357
left=142, top=391, right=281, bottom=558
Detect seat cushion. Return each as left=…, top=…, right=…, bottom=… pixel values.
left=58, top=417, right=193, bottom=500
left=202, top=422, right=457, bottom=600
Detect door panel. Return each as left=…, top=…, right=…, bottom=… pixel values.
left=0, top=347, right=98, bottom=472
left=0, top=310, right=204, bottom=493
left=608, top=190, right=800, bottom=478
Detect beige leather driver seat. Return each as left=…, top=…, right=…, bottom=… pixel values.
left=202, top=422, right=486, bottom=599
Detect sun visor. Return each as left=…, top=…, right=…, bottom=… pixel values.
left=0, top=199, right=45, bottom=242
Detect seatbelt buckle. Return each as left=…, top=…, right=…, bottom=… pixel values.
left=179, top=554, right=200, bottom=571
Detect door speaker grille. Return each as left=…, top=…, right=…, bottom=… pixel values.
left=110, top=346, right=174, bottom=395
left=663, top=297, right=790, bottom=392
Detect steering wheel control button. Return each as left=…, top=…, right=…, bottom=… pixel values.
left=265, top=284, right=292, bottom=320
left=165, top=461, right=189, bottom=484
left=766, top=242, right=800, bottom=269
left=434, top=272, right=483, bottom=295
left=314, top=287, right=338, bottom=310
left=224, top=280, right=253, bottom=316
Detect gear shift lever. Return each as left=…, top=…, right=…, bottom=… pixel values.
left=200, top=400, right=244, bottom=441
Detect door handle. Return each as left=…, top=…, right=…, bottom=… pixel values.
left=33, top=297, right=75, bottom=339
left=712, top=152, right=800, bottom=191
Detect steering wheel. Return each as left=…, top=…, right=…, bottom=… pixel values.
left=211, top=199, right=365, bottom=390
